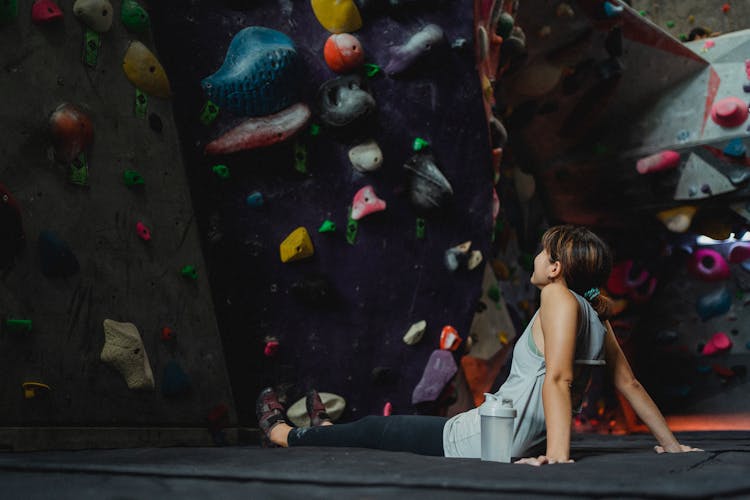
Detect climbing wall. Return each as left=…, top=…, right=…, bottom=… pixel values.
left=147, top=0, right=495, bottom=424
left=0, top=1, right=235, bottom=429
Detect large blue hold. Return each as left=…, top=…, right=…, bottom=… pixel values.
left=38, top=230, right=79, bottom=277
left=696, top=287, right=732, bottom=321
left=201, top=27, right=299, bottom=117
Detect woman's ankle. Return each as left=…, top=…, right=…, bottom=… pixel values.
left=269, top=422, right=292, bottom=447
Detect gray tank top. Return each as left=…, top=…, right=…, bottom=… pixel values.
left=442, top=290, right=607, bottom=458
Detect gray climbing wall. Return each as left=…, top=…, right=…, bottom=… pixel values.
left=0, top=2, right=235, bottom=434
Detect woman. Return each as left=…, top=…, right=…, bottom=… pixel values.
left=256, top=225, right=701, bottom=465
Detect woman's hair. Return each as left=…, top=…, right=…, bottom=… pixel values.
left=541, top=225, right=613, bottom=320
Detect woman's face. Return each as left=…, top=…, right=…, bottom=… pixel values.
left=530, top=248, right=554, bottom=288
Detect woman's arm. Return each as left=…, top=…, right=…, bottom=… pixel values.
left=527, top=285, right=579, bottom=464
left=603, top=321, right=701, bottom=453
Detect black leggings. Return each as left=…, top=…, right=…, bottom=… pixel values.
left=287, top=415, right=447, bottom=456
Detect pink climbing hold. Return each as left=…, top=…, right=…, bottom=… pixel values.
left=350, top=185, right=386, bottom=220
left=32, top=0, right=63, bottom=23
left=136, top=221, right=151, bottom=241
left=264, top=340, right=279, bottom=357
left=623, top=261, right=650, bottom=288
left=710, top=97, right=749, bottom=128
left=607, top=260, right=636, bottom=296
left=628, top=276, right=657, bottom=304
left=636, top=150, right=680, bottom=174
left=728, top=242, right=750, bottom=263
left=383, top=401, right=392, bottom=416
left=702, top=332, right=732, bottom=356
left=689, top=248, right=730, bottom=281
left=204, top=103, right=311, bottom=155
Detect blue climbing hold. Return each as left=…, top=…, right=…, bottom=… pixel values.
left=724, top=138, right=746, bottom=158
left=201, top=27, right=299, bottom=117
left=246, top=191, right=264, bottom=207
left=696, top=287, right=732, bottom=321
left=38, top=230, right=79, bottom=277
left=161, top=359, right=191, bottom=397
left=603, top=1, right=623, bottom=17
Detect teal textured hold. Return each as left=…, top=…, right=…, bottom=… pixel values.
left=161, top=360, right=191, bottom=397
left=696, top=287, right=732, bottom=321
left=246, top=192, right=264, bottom=207
left=724, top=138, right=746, bottom=158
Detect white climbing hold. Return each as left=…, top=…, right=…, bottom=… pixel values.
left=403, top=320, right=427, bottom=345
left=100, top=319, right=155, bottom=390
left=287, top=392, right=346, bottom=427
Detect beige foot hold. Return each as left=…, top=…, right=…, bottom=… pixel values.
left=656, top=206, right=696, bottom=233
left=287, top=392, right=346, bottom=427
left=100, top=319, right=155, bottom=390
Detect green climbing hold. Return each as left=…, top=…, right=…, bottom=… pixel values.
left=309, top=123, right=320, bottom=136
left=83, top=28, right=101, bottom=68
left=363, top=63, right=381, bottom=78
left=293, top=141, right=307, bottom=174
left=134, top=88, right=148, bottom=118
left=346, top=209, right=358, bottom=245
left=212, top=164, right=230, bottom=179
left=121, top=0, right=150, bottom=33
left=412, top=137, right=430, bottom=151
left=200, top=100, right=220, bottom=125
left=496, top=12, right=515, bottom=39
left=416, top=217, right=426, bottom=239
left=639, top=10, right=647, bottom=16
left=0, top=0, right=18, bottom=24
left=70, top=153, right=89, bottom=186
left=487, top=285, right=500, bottom=303
left=666, top=20, right=675, bottom=28
left=5, top=318, right=32, bottom=334
left=679, top=34, right=687, bottom=41
left=180, top=265, right=198, bottom=280
left=319, top=220, right=336, bottom=233
left=123, top=169, right=145, bottom=186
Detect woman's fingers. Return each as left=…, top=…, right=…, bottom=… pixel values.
left=514, top=455, right=574, bottom=466
left=654, top=444, right=704, bottom=454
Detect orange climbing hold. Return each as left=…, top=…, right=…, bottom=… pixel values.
left=324, top=33, right=364, bottom=73
left=440, top=325, right=462, bottom=351
left=722, top=3, right=731, bottom=13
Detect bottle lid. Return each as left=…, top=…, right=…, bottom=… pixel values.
left=478, top=393, right=516, bottom=418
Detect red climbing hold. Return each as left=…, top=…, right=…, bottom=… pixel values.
left=440, top=325, right=462, bottom=351
left=161, top=327, right=175, bottom=341
left=710, top=97, right=748, bottom=128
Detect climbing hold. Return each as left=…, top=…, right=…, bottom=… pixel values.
left=412, top=137, right=430, bottom=151
left=415, top=217, right=426, bottom=239
left=180, top=264, right=198, bottom=280
left=636, top=150, right=681, bottom=174
left=621, top=261, right=649, bottom=289
left=603, top=1, right=623, bottom=17
left=148, top=113, right=163, bottom=133
left=31, top=0, right=62, bottom=24
left=403, top=320, right=427, bottom=345
left=487, top=284, right=500, bottom=302
left=0, top=0, right=18, bottom=23
left=135, top=221, right=151, bottom=241
left=120, top=0, right=149, bottom=33
left=702, top=332, right=732, bottom=356
left=280, top=227, right=314, bottom=263
left=689, top=248, right=730, bottom=281
left=696, top=287, right=732, bottom=321
left=5, top=318, right=32, bottom=334
left=293, top=140, right=307, bottom=174
left=287, top=392, right=346, bottom=427
left=161, top=326, right=175, bottom=341
left=350, top=185, right=386, bottom=221
left=656, top=206, right=696, bottom=233
left=607, top=260, right=635, bottom=296
left=346, top=215, right=358, bottom=245
left=161, top=359, right=191, bottom=397
left=514, top=167, right=536, bottom=202
left=404, top=153, right=453, bottom=211
left=385, top=24, right=444, bottom=76
left=444, top=241, right=471, bottom=271
left=363, top=63, right=381, bottom=78
left=495, top=11, right=514, bottom=38
left=123, top=169, right=144, bottom=187
left=311, top=0, right=362, bottom=33
left=348, top=139, right=382, bottom=172
left=68, top=153, right=89, bottom=186
left=477, top=26, right=488, bottom=61
left=324, top=33, right=365, bottom=73
left=628, top=276, right=657, bottom=304
left=724, top=138, right=746, bottom=158
left=204, top=103, right=311, bottom=155
left=711, top=97, right=748, bottom=128
left=202, top=27, right=298, bottom=117
left=82, top=28, right=100, bottom=68
left=383, top=402, right=392, bottom=416
left=264, top=338, right=279, bottom=357
left=556, top=2, right=574, bottom=17
left=73, top=0, right=113, bottom=32
left=200, top=100, right=220, bottom=126
left=123, top=41, right=171, bottom=99
left=316, top=74, right=375, bottom=129
left=246, top=192, right=264, bottom=207
left=468, top=250, right=483, bottom=270
left=22, top=382, right=51, bottom=399
left=38, top=230, right=79, bottom=277
left=722, top=3, right=731, bottom=13
left=411, top=349, right=458, bottom=405
left=133, top=88, right=148, bottom=117
left=440, top=325, right=462, bottom=351
left=100, top=319, right=155, bottom=390
left=674, top=153, right=735, bottom=200
left=729, top=242, right=750, bottom=263
left=212, top=164, right=230, bottom=179
left=666, top=20, right=675, bottom=29
left=318, top=220, right=336, bottom=233
left=49, top=103, right=93, bottom=164
left=0, top=184, right=24, bottom=268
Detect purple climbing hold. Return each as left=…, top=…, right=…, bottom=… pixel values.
left=385, top=24, right=444, bottom=76
left=411, top=349, right=457, bottom=405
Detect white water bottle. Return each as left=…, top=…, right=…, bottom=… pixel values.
left=479, top=393, right=516, bottom=462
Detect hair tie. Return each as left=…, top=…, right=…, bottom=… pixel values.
left=584, top=288, right=600, bottom=301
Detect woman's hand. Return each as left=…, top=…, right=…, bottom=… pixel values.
left=654, top=444, right=703, bottom=453
left=514, top=455, right=575, bottom=466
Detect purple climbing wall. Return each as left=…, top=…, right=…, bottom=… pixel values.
left=149, top=1, right=494, bottom=423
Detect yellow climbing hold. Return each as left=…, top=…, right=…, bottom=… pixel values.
left=656, top=205, right=696, bottom=233
left=280, top=227, right=315, bottom=263
left=311, top=0, right=362, bottom=34
left=122, top=41, right=171, bottom=99
left=22, top=382, right=51, bottom=399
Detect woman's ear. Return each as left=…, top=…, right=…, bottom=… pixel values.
left=548, top=260, right=562, bottom=279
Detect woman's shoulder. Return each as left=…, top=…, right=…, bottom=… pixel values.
left=540, top=283, right=578, bottom=309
